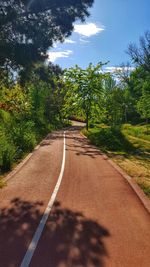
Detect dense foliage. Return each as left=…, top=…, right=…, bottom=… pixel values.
left=64, top=63, right=106, bottom=129
left=64, top=47, right=150, bottom=127
left=0, top=0, right=94, bottom=70
left=0, top=63, right=67, bottom=172
left=0, top=0, right=94, bottom=172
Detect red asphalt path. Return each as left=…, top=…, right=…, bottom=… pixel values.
left=0, top=126, right=150, bottom=267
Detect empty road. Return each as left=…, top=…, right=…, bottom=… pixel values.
left=0, top=125, right=150, bottom=267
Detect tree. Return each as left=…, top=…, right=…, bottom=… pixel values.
left=23, top=62, right=65, bottom=129
left=102, top=75, right=127, bottom=126
left=64, top=63, right=105, bottom=130
left=137, top=82, right=150, bottom=124
left=19, top=61, right=63, bottom=86
left=115, top=60, right=150, bottom=124
left=127, top=31, right=150, bottom=72
left=122, top=65, right=150, bottom=124
left=118, top=67, right=143, bottom=124
left=0, top=0, right=94, bottom=70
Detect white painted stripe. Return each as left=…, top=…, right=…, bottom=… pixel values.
left=20, top=131, right=66, bottom=267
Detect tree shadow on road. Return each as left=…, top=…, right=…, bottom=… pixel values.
left=66, top=142, right=102, bottom=158
left=0, top=198, right=43, bottom=267
left=0, top=199, right=110, bottom=267
left=40, top=126, right=84, bottom=147
left=66, top=134, right=103, bottom=158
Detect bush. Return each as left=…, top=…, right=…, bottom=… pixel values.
left=22, top=132, right=37, bottom=151
left=0, top=132, right=15, bottom=172
left=12, top=121, right=37, bottom=152
left=85, top=126, right=134, bottom=153
left=1, top=145, right=15, bottom=172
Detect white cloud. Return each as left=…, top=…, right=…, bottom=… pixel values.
left=104, top=66, right=135, bottom=73
left=53, top=39, right=76, bottom=48
left=64, top=39, right=76, bottom=44
left=79, top=38, right=90, bottom=44
left=74, top=23, right=104, bottom=37
left=48, top=50, right=73, bottom=62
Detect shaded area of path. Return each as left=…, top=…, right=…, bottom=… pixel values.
left=0, top=199, right=109, bottom=267
left=0, top=198, right=43, bottom=267
left=32, top=201, right=110, bottom=267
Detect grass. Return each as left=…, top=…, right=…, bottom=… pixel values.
left=0, top=177, right=6, bottom=188
left=83, top=124, right=150, bottom=198
left=122, top=124, right=150, bottom=142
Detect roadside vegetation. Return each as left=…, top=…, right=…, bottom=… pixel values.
left=122, top=124, right=150, bottom=142
left=64, top=31, right=150, bottom=197
left=0, top=64, right=68, bottom=174
left=83, top=124, right=150, bottom=197
left=0, top=0, right=94, bottom=176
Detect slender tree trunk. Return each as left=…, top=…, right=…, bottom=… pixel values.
left=86, top=113, right=89, bottom=130
left=124, top=106, right=127, bottom=123
left=146, top=118, right=149, bottom=134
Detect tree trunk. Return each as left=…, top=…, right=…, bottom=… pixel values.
left=86, top=113, right=89, bottom=131
left=124, top=106, right=128, bottom=123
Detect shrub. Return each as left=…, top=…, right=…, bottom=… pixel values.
left=12, top=120, right=37, bottom=152
left=85, top=127, right=134, bottom=152
left=22, top=132, right=37, bottom=151
left=0, top=131, right=15, bottom=172
left=1, top=145, right=15, bottom=172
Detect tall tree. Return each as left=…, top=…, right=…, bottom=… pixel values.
left=137, top=78, right=150, bottom=124
left=102, top=75, right=127, bottom=126
left=127, top=31, right=150, bottom=72
left=64, top=63, right=105, bottom=130
left=0, top=0, right=94, bottom=70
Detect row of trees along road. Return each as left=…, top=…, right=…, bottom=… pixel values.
left=64, top=31, right=150, bottom=130
left=0, top=0, right=95, bottom=172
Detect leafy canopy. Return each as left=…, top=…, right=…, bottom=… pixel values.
left=127, top=31, right=150, bottom=72
left=0, top=0, right=94, bottom=69
left=64, top=63, right=106, bottom=129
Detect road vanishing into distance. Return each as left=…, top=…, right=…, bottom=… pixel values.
left=0, top=123, right=150, bottom=267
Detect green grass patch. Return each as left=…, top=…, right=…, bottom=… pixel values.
left=83, top=124, right=150, bottom=198
left=126, top=135, right=150, bottom=153
left=83, top=126, right=134, bottom=153
left=122, top=124, right=150, bottom=142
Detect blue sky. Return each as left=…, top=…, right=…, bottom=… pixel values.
left=48, top=0, right=150, bottom=70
